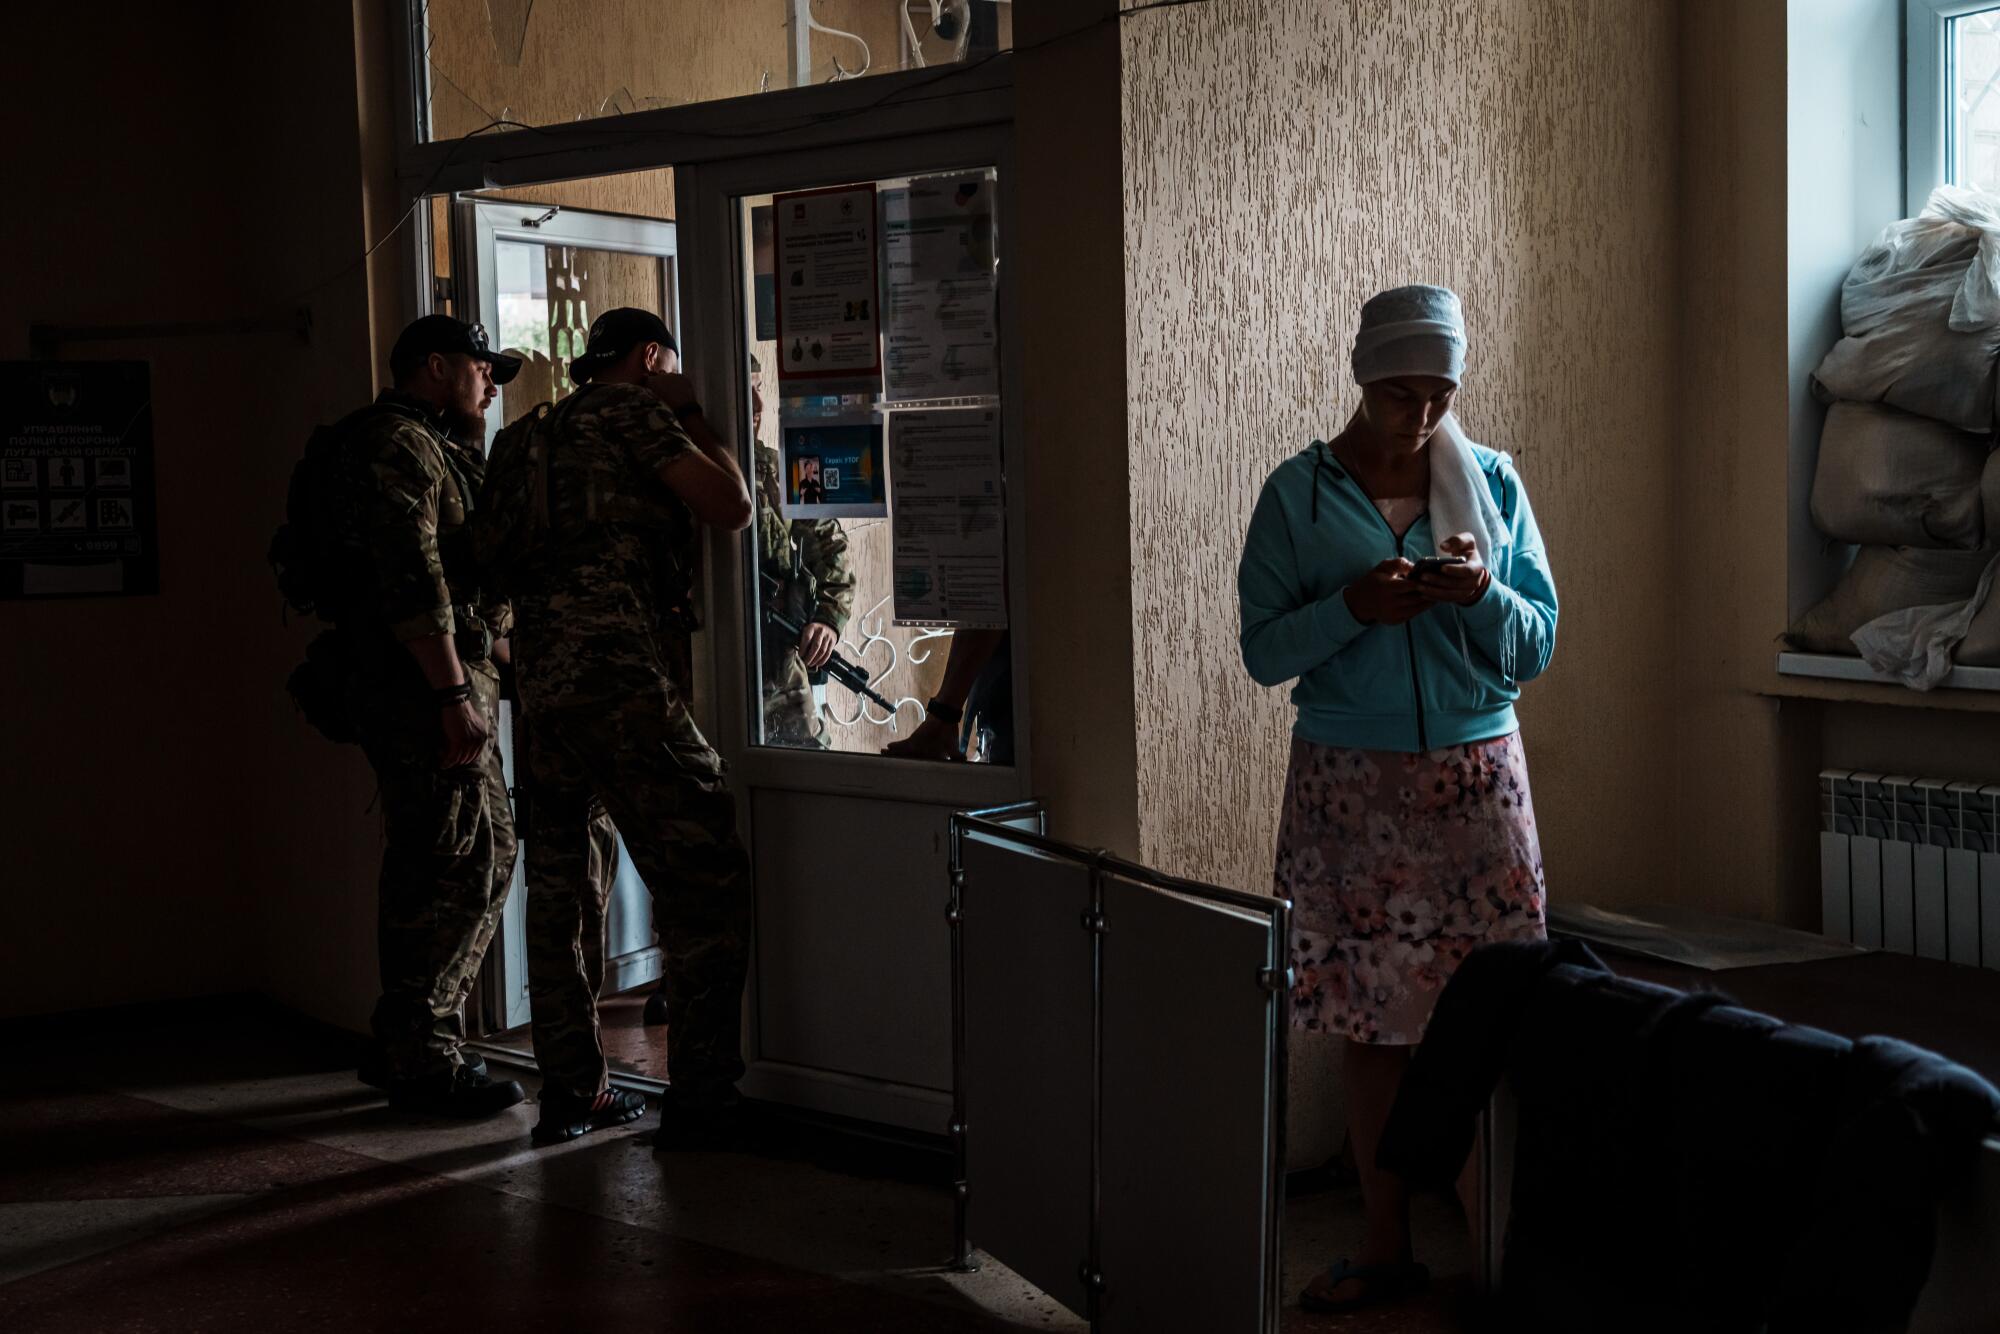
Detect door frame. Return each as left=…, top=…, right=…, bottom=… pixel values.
left=675, top=125, right=1028, bottom=803
left=455, top=198, right=684, bottom=1033
left=675, top=126, right=1029, bottom=1127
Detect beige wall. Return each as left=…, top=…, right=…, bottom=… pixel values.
left=1122, top=0, right=1683, bottom=910
left=1018, top=2, right=1141, bottom=853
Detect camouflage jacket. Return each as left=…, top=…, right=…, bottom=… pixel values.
left=754, top=442, right=854, bottom=634
left=321, top=391, right=507, bottom=648
left=491, top=381, right=699, bottom=711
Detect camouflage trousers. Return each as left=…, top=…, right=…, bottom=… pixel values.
left=522, top=674, right=751, bottom=1102
left=352, top=663, right=516, bottom=1082
left=762, top=647, right=827, bottom=749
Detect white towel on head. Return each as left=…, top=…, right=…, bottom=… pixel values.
left=1430, top=414, right=1510, bottom=563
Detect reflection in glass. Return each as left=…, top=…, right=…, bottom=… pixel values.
left=739, top=173, right=1010, bottom=763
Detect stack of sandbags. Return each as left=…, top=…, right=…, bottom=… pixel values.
left=1787, top=187, right=2000, bottom=685
left=1950, top=453, right=2000, bottom=667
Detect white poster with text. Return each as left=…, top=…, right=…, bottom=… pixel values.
left=880, top=174, right=998, bottom=401
left=889, top=408, right=1006, bottom=627
left=773, top=184, right=881, bottom=385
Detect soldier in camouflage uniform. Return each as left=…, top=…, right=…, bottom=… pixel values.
left=476, top=307, right=755, bottom=1147
left=320, top=315, right=527, bottom=1119
left=751, top=357, right=855, bottom=748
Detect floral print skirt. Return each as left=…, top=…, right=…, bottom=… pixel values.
left=1275, top=731, right=1547, bottom=1045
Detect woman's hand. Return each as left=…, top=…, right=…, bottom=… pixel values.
left=1414, top=533, right=1493, bottom=607
left=1343, top=558, right=1429, bottom=625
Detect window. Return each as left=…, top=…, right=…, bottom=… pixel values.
left=1907, top=1, right=2000, bottom=209
left=412, top=1, right=1014, bottom=146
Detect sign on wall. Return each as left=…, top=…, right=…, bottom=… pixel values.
left=0, top=361, right=157, bottom=599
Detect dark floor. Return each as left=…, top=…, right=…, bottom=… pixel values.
left=0, top=999, right=1471, bottom=1333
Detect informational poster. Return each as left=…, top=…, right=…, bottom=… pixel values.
left=780, top=416, right=887, bottom=519
left=880, top=173, right=999, bottom=402
left=888, top=408, right=1006, bottom=627
left=773, top=184, right=881, bottom=385
left=1, top=361, right=157, bottom=599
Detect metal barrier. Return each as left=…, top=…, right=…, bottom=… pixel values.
left=948, top=803, right=1292, bottom=1333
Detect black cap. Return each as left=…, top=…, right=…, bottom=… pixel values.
left=390, top=315, right=523, bottom=386
left=570, top=307, right=678, bottom=384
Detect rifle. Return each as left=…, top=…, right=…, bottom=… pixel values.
left=759, top=569, right=894, bottom=713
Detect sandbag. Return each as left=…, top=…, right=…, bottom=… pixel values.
left=1783, top=545, right=1998, bottom=654
left=1988, top=446, right=2000, bottom=539
left=1950, top=579, right=2000, bottom=666
left=1964, top=457, right=2000, bottom=666
left=1811, top=187, right=2000, bottom=432
left=1809, top=402, right=1991, bottom=549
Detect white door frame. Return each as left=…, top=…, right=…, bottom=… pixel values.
left=677, top=126, right=1030, bottom=1127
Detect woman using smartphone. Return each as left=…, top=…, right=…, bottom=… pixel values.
left=1236, top=285, right=1560, bottom=1314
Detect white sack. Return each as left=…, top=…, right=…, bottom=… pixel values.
left=1852, top=552, right=2000, bottom=688
left=1810, top=402, right=1991, bottom=549
left=1811, top=186, right=2000, bottom=432
left=1783, top=545, right=1997, bottom=654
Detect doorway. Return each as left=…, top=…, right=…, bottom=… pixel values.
left=455, top=191, right=684, bottom=1035
left=419, top=113, right=1025, bottom=1129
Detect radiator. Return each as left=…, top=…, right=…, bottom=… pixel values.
left=1820, top=771, right=2000, bottom=967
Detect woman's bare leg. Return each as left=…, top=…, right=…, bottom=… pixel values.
left=1304, top=1038, right=1413, bottom=1304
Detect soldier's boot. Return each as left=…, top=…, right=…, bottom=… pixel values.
left=387, top=1066, right=527, bottom=1120
left=359, top=1048, right=486, bottom=1091
left=653, top=1086, right=754, bottom=1154
left=642, top=982, right=669, bottom=1026
left=533, top=1086, right=648, bottom=1146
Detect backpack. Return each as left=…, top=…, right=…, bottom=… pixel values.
left=270, top=407, right=383, bottom=745
left=470, top=399, right=560, bottom=601
left=267, top=422, right=351, bottom=621
left=472, top=387, right=700, bottom=634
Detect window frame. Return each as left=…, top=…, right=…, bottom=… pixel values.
left=1905, top=0, right=2000, bottom=213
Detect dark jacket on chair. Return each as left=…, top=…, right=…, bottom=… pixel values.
left=1378, top=939, right=2000, bottom=1333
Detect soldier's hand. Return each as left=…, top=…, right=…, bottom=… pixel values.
left=797, top=621, right=838, bottom=671
left=440, top=699, right=490, bottom=769
left=644, top=371, right=699, bottom=414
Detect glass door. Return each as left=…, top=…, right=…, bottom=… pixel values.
left=456, top=197, right=681, bottom=1033
left=678, top=127, right=1029, bottom=1130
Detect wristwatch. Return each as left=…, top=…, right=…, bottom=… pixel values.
left=926, top=696, right=964, bottom=724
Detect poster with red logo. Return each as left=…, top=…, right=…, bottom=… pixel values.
left=772, top=183, right=881, bottom=386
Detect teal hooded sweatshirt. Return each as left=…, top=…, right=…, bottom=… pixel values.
left=1237, top=439, right=1558, bottom=753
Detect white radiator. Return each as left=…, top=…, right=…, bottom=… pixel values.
left=1821, top=770, right=2000, bottom=967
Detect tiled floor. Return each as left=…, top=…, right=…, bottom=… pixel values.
left=0, top=1000, right=1472, bottom=1332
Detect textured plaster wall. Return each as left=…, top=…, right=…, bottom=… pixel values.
left=1122, top=0, right=1682, bottom=909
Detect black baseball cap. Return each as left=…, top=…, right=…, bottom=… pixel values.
left=570, top=307, right=678, bottom=384
left=390, top=315, right=522, bottom=386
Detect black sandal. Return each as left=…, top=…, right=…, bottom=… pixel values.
left=1298, top=1257, right=1430, bottom=1313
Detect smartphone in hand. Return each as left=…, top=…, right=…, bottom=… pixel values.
left=1410, top=555, right=1468, bottom=578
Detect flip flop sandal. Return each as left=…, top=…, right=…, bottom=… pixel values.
left=1298, top=1257, right=1431, bottom=1313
